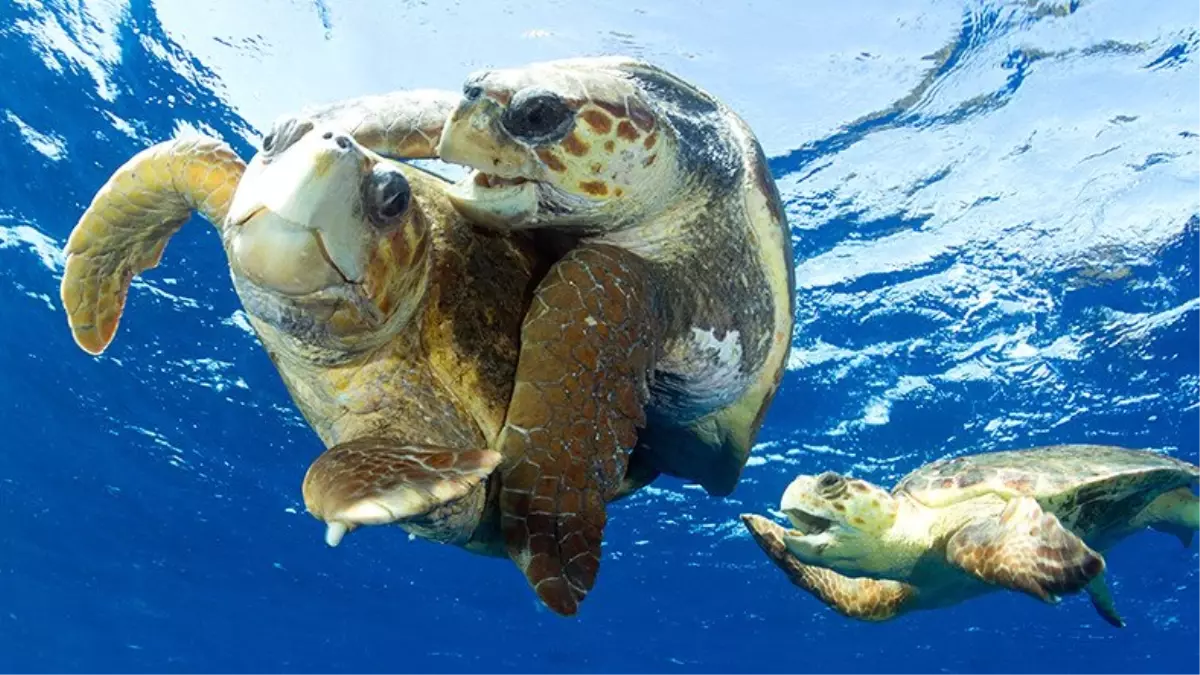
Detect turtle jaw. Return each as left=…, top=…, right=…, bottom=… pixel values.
left=780, top=530, right=837, bottom=565
left=784, top=507, right=834, bottom=536
left=444, top=171, right=599, bottom=232
left=438, top=97, right=594, bottom=230
left=775, top=497, right=867, bottom=572
left=443, top=171, right=540, bottom=229
left=778, top=504, right=839, bottom=565
left=780, top=474, right=845, bottom=533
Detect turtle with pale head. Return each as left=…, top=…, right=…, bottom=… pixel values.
left=268, top=55, right=796, bottom=614
left=60, top=92, right=537, bottom=549
left=741, top=444, right=1199, bottom=627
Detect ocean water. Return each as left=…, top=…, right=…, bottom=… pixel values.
left=0, top=0, right=1197, bottom=672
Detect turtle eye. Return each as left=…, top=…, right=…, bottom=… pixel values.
left=816, top=472, right=843, bottom=493
left=462, top=70, right=489, bottom=102
left=261, top=117, right=314, bottom=160
left=366, top=166, right=411, bottom=226
left=501, top=88, right=575, bottom=145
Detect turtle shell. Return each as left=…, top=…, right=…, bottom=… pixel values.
left=894, top=444, right=1198, bottom=526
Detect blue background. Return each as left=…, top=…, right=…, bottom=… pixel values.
left=0, top=0, right=1196, bottom=672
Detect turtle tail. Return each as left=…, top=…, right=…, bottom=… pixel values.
left=60, top=136, right=245, bottom=355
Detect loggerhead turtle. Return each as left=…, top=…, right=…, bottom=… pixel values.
left=271, top=56, right=797, bottom=614
left=741, top=444, right=1199, bottom=627
left=57, top=92, right=652, bottom=613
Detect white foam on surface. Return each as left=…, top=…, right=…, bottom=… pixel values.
left=13, top=0, right=127, bottom=101
left=5, top=112, right=67, bottom=160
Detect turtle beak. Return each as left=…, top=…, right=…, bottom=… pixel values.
left=227, top=126, right=375, bottom=292
left=229, top=126, right=363, bottom=230
left=438, top=96, right=543, bottom=228
left=435, top=95, right=512, bottom=167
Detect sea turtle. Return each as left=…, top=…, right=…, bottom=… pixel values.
left=273, top=56, right=797, bottom=614
left=740, top=444, right=1199, bottom=627
left=57, top=92, right=624, bottom=613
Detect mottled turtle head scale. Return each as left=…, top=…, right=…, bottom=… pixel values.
left=779, top=471, right=902, bottom=576
left=438, top=56, right=711, bottom=234
left=225, top=124, right=433, bottom=357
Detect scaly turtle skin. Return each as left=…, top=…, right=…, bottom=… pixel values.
left=58, top=92, right=656, bottom=613
left=741, top=444, right=1199, bottom=627
left=275, top=56, right=796, bottom=614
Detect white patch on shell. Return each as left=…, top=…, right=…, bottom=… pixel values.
left=654, top=326, right=750, bottom=417
left=689, top=326, right=742, bottom=367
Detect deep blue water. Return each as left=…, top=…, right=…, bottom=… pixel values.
left=1, top=0, right=1197, bottom=673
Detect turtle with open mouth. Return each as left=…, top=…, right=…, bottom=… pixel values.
left=741, top=444, right=1199, bottom=626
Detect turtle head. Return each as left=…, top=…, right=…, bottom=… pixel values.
left=225, top=123, right=432, bottom=354
left=777, top=471, right=903, bottom=578
left=438, top=56, right=681, bottom=233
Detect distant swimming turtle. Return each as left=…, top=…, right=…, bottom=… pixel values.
left=741, top=444, right=1199, bottom=627
left=275, top=56, right=797, bottom=613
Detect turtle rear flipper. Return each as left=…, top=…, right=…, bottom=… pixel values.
left=498, top=243, right=659, bottom=616
left=1085, top=572, right=1125, bottom=628
left=946, top=496, right=1106, bottom=605
left=1152, top=523, right=1196, bottom=548
left=60, top=137, right=244, bottom=354
left=1137, top=486, right=1199, bottom=547
left=741, top=514, right=915, bottom=621
left=301, top=437, right=502, bottom=546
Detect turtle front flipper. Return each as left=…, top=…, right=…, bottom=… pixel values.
left=264, top=90, right=461, bottom=161
left=945, top=496, right=1106, bottom=605
left=498, top=243, right=660, bottom=616
left=741, top=514, right=915, bottom=621
left=302, top=437, right=502, bottom=547
left=60, top=136, right=244, bottom=355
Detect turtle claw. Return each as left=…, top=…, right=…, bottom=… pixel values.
left=319, top=499, right=406, bottom=547
left=325, top=521, right=349, bottom=547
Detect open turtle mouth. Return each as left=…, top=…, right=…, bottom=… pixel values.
left=473, top=173, right=530, bottom=189
left=784, top=508, right=833, bottom=535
